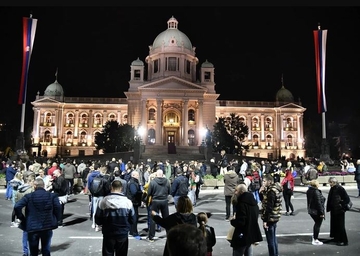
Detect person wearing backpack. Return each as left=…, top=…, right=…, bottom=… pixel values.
left=87, top=164, right=109, bottom=232
left=126, top=170, right=143, bottom=240
left=170, top=168, right=189, bottom=207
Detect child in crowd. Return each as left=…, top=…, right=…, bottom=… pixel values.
left=197, top=212, right=216, bottom=256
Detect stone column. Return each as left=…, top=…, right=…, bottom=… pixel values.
left=183, top=99, right=189, bottom=146
left=156, top=99, right=162, bottom=145
left=197, top=100, right=204, bottom=146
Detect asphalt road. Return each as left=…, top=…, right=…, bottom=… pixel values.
left=0, top=185, right=359, bottom=256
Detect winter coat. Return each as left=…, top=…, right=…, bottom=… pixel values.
left=230, top=192, right=263, bottom=248
left=354, top=165, right=360, bottom=182
left=260, top=182, right=282, bottom=223
left=326, top=184, right=350, bottom=214
left=14, top=187, right=61, bottom=232
left=306, top=186, right=326, bottom=216
left=224, top=171, right=240, bottom=196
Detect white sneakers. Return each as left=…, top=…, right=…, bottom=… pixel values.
left=312, top=238, right=323, bottom=245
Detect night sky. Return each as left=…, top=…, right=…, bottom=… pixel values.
left=1, top=6, right=359, bottom=130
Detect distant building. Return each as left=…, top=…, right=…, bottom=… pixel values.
left=30, top=16, right=306, bottom=160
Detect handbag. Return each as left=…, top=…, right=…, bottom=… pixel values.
left=226, top=225, right=235, bottom=242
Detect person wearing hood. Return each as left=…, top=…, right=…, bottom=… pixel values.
left=151, top=195, right=197, bottom=256
left=62, top=158, right=76, bottom=195
left=259, top=174, right=283, bottom=256
left=230, top=184, right=263, bottom=255
left=147, top=169, right=171, bottom=242
left=224, top=165, right=240, bottom=221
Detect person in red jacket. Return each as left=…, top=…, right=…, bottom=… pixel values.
left=280, top=168, right=295, bottom=216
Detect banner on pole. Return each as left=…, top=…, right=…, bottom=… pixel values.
left=313, top=27, right=327, bottom=114
left=18, top=16, right=37, bottom=105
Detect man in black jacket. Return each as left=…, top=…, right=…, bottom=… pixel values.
left=170, top=168, right=189, bottom=207
left=50, top=169, right=68, bottom=226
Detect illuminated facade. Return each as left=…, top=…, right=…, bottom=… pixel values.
left=31, top=16, right=306, bottom=159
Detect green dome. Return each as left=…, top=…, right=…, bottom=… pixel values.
left=276, top=86, right=294, bottom=102
left=201, top=59, right=214, bottom=68
left=44, top=80, right=64, bottom=97
left=131, top=57, right=144, bottom=66
left=152, top=16, right=193, bottom=51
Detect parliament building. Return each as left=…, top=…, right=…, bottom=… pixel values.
left=30, top=16, right=306, bottom=160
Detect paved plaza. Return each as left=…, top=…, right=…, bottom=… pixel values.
left=0, top=185, right=359, bottom=256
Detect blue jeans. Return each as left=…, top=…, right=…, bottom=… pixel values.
left=5, top=182, right=13, bottom=199
left=264, top=222, right=278, bottom=256
left=23, top=231, right=29, bottom=255
left=233, top=244, right=253, bottom=256
left=28, top=229, right=53, bottom=256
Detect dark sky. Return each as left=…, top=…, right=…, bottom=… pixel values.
left=1, top=6, right=360, bottom=129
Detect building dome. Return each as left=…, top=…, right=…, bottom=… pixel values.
left=201, top=59, right=214, bottom=68
left=131, top=57, right=144, bottom=66
left=152, top=16, right=193, bottom=51
left=44, top=79, right=64, bottom=97
left=276, top=85, right=294, bottom=102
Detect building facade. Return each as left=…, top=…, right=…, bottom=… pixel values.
left=30, top=16, right=306, bottom=160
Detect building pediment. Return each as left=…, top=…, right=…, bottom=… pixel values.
left=31, top=96, right=63, bottom=104
left=139, top=76, right=206, bottom=92
left=277, top=102, right=306, bottom=110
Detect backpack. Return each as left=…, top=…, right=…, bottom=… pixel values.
left=177, top=176, right=189, bottom=196
left=89, top=174, right=111, bottom=197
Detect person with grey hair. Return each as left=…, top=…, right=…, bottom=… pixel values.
left=126, top=170, right=143, bottom=240
left=326, top=177, right=350, bottom=246
left=14, top=178, right=62, bottom=256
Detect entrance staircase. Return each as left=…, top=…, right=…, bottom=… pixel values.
left=140, top=145, right=206, bottom=164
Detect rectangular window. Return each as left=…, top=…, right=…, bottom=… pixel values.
left=154, top=59, right=159, bottom=73
left=168, top=57, right=176, bottom=71
left=204, top=71, right=211, bottom=81
left=134, top=70, right=141, bottom=80
left=186, top=60, right=191, bottom=74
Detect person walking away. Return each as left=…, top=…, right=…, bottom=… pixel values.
left=326, top=176, right=350, bottom=246
left=151, top=195, right=197, bottom=256
left=230, top=184, right=263, bottom=256
left=126, top=170, right=143, bottom=240
left=147, top=169, right=171, bottom=242
left=95, top=180, right=136, bottom=256
left=280, top=168, right=295, bottom=216
left=187, top=164, right=199, bottom=206
left=306, top=179, right=326, bottom=245
left=14, top=178, right=62, bottom=256
left=197, top=212, right=216, bottom=256
left=354, top=159, right=360, bottom=197
left=62, top=158, right=76, bottom=195
left=259, top=174, right=282, bottom=256
left=49, top=169, right=68, bottom=226
left=170, top=168, right=189, bottom=207
left=224, top=165, right=240, bottom=221
left=5, top=162, right=17, bottom=200
left=15, top=174, right=36, bottom=256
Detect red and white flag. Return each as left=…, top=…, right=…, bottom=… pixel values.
left=18, top=16, right=37, bottom=105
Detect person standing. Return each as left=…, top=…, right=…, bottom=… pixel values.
left=150, top=195, right=197, bottom=256
left=224, top=165, right=240, bottom=221
left=126, top=170, right=143, bottom=240
left=147, top=169, right=171, bottom=242
left=14, top=178, right=62, bottom=256
left=62, top=158, right=76, bottom=195
left=259, top=174, right=282, bottom=256
left=355, top=159, right=360, bottom=198
left=218, top=149, right=229, bottom=175
left=280, top=168, right=295, bottom=216
left=95, top=180, right=136, bottom=256
left=197, top=212, right=216, bottom=256
left=49, top=169, right=68, bottom=226
left=170, top=168, right=189, bottom=207
left=5, top=162, right=17, bottom=200
left=306, top=179, right=326, bottom=245
left=230, top=184, right=263, bottom=256
left=326, top=177, right=350, bottom=246
left=239, top=159, right=248, bottom=180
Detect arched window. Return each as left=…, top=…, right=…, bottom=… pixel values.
left=80, top=131, right=87, bottom=143
left=253, top=134, right=259, bottom=146
left=287, top=134, right=293, bottom=146
left=46, top=113, right=52, bottom=123
left=266, top=134, right=272, bottom=146
left=148, top=108, right=156, bottom=121
left=252, top=117, right=259, bottom=128
left=286, top=118, right=292, bottom=128
left=266, top=117, right=272, bottom=128
left=147, top=128, right=156, bottom=144
left=81, top=113, right=88, bottom=124
left=44, top=131, right=51, bottom=143
left=66, top=131, right=73, bottom=143
left=239, top=117, right=245, bottom=124
left=188, top=129, right=195, bottom=146
left=188, top=109, right=195, bottom=122
left=109, top=113, right=116, bottom=121
left=94, top=113, right=102, bottom=125
left=67, top=113, right=74, bottom=124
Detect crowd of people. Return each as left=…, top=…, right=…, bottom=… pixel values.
left=1, top=152, right=359, bottom=256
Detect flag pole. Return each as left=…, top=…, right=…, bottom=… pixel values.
left=16, top=13, right=37, bottom=161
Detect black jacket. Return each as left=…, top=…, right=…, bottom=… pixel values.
left=306, top=186, right=326, bottom=216
left=230, top=192, right=263, bottom=248
left=148, top=177, right=171, bottom=201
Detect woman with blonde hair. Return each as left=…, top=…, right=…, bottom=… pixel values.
left=151, top=195, right=197, bottom=256
left=306, top=179, right=326, bottom=245
left=197, top=212, right=216, bottom=256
